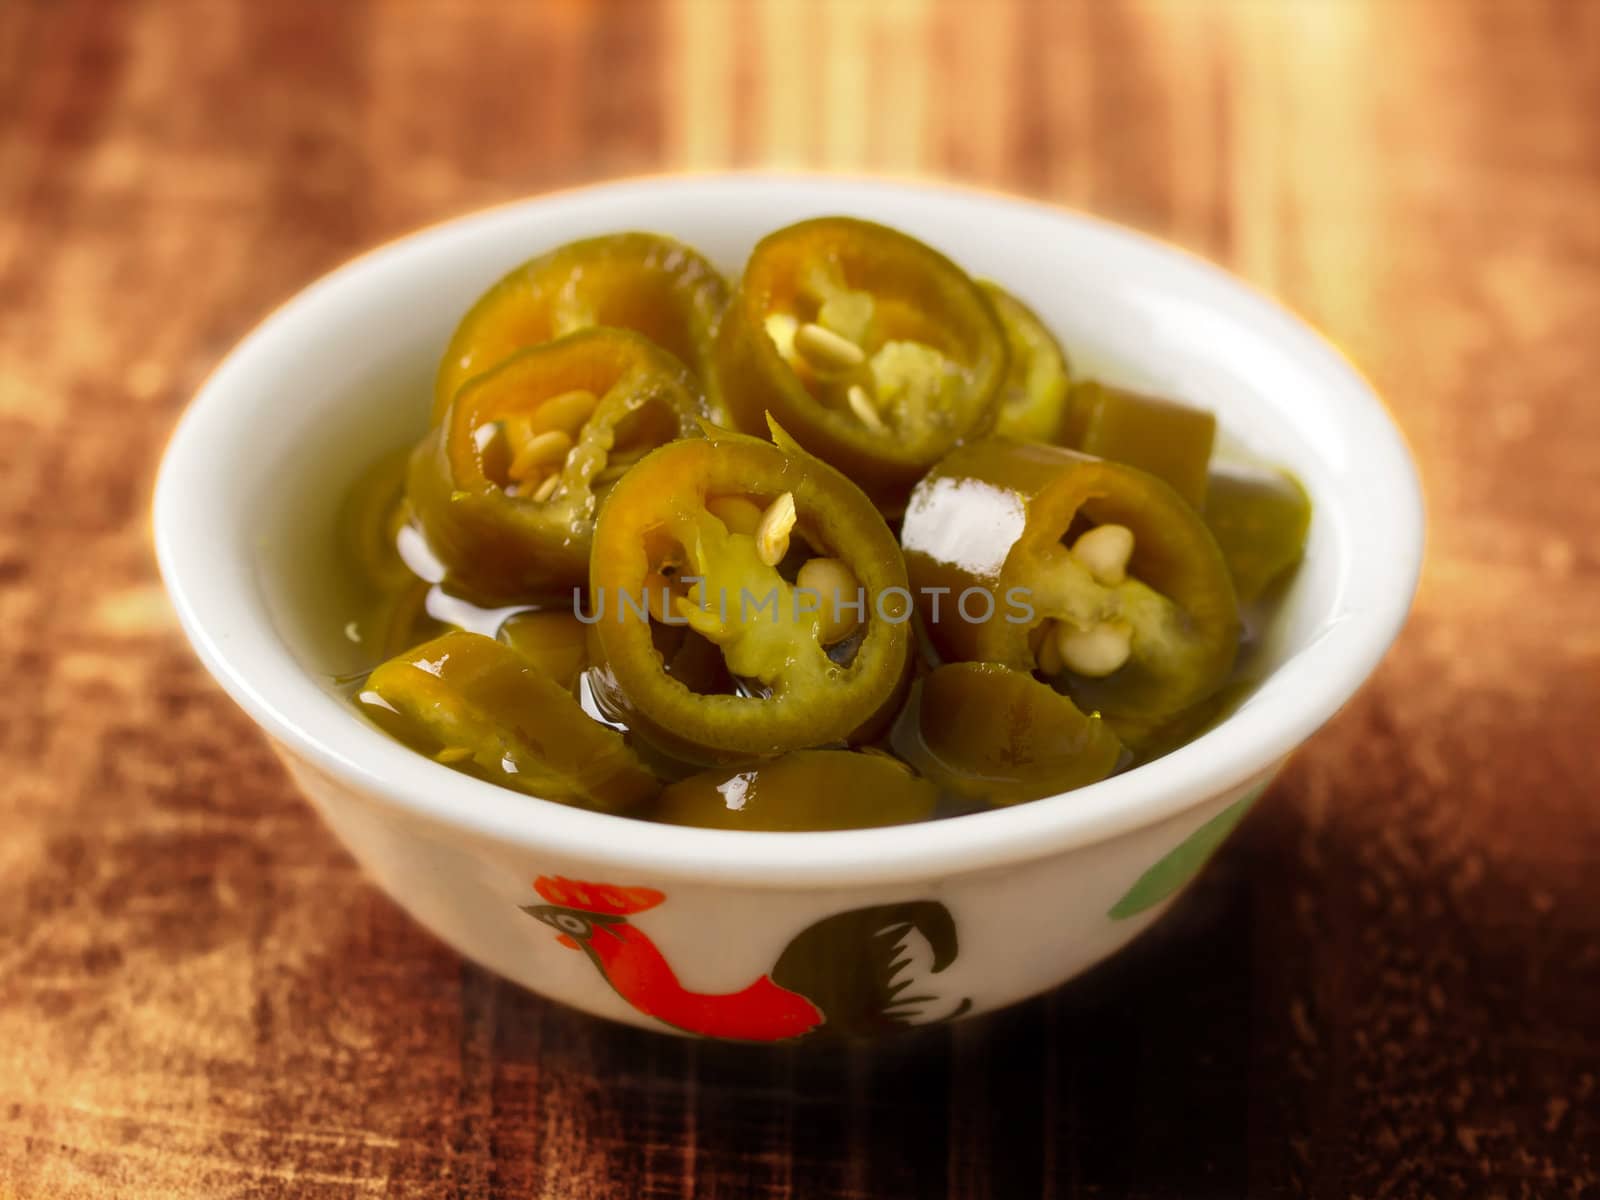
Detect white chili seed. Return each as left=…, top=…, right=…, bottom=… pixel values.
left=1055, top=620, right=1133, bottom=678
left=755, top=491, right=798, bottom=567
left=796, top=556, right=863, bottom=644
left=794, top=321, right=867, bottom=372
left=508, top=429, right=573, bottom=482
left=1070, top=524, right=1135, bottom=586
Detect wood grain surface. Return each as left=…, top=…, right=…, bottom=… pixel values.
left=3, top=0, right=1598, bottom=1196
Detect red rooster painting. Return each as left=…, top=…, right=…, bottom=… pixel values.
left=522, top=876, right=971, bottom=1041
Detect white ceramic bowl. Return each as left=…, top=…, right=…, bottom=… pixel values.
left=154, top=174, right=1422, bottom=1042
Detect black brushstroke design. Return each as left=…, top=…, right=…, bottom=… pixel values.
left=769, top=901, right=970, bottom=1038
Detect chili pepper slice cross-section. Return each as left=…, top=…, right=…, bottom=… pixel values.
left=983, top=282, right=1074, bottom=444
left=435, top=231, right=730, bottom=421
left=586, top=423, right=912, bottom=766
left=900, top=437, right=1240, bottom=729
left=409, top=327, right=706, bottom=605
left=715, top=216, right=1007, bottom=512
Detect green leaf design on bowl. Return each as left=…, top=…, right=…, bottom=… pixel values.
left=1107, top=784, right=1265, bottom=920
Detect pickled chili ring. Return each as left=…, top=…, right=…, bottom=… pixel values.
left=358, top=631, right=659, bottom=813
left=587, top=425, right=912, bottom=765
left=409, top=328, right=705, bottom=603
left=1061, top=381, right=1217, bottom=510
left=435, top=231, right=730, bottom=422
left=714, top=216, right=1007, bottom=510
left=496, top=610, right=589, bottom=693
left=896, top=663, right=1125, bottom=806
left=655, top=750, right=938, bottom=831
left=901, top=437, right=1240, bottom=724
left=1201, top=461, right=1312, bottom=604
left=982, top=282, right=1074, bottom=444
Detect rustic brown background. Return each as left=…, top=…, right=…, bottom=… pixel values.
left=3, top=0, right=1597, bottom=1196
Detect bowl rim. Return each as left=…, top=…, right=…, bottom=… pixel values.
left=153, top=170, right=1424, bottom=888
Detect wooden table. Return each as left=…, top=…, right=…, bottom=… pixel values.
left=4, top=1, right=1597, bottom=1195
